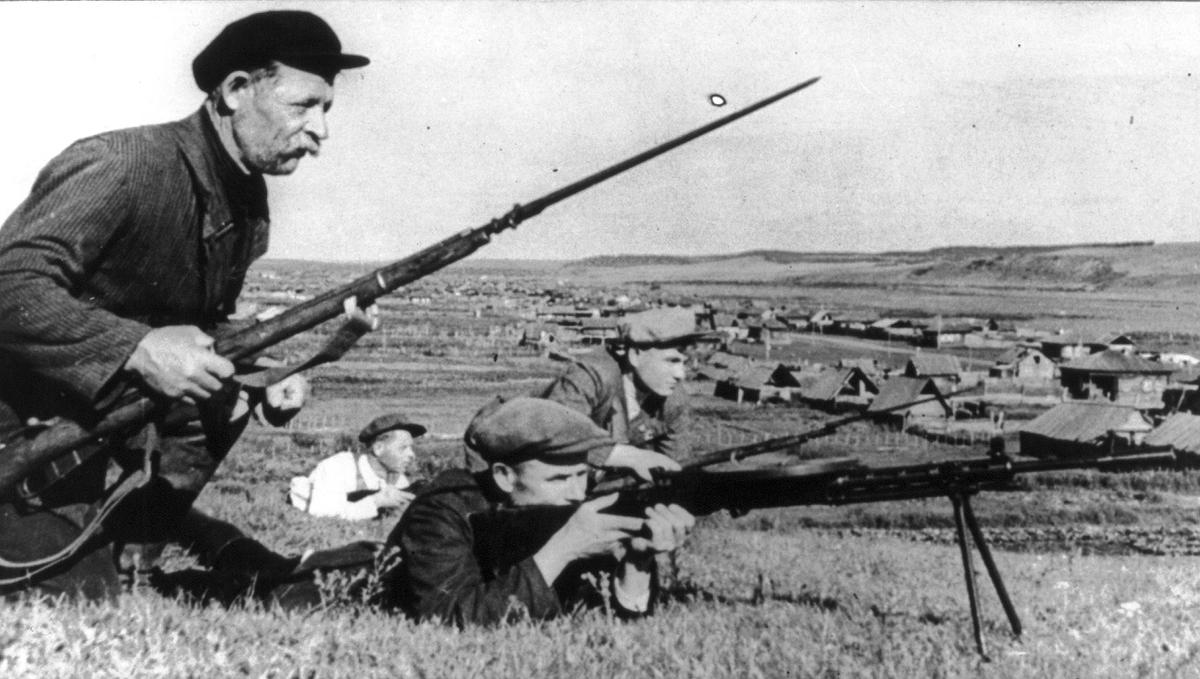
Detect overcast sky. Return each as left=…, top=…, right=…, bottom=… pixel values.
left=0, top=1, right=1196, bottom=261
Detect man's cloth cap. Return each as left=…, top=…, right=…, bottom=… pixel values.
left=193, top=10, right=369, bottom=91
left=620, top=308, right=710, bottom=347
left=359, top=413, right=427, bottom=444
left=465, top=397, right=614, bottom=465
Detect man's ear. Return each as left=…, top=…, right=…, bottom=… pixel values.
left=216, top=70, right=255, bottom=112
left=625, top=346, right=645, bottom=371
left=491, top=463, right=517, bottom=494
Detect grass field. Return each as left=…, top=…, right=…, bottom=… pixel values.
left=7, top=251, right=1200, bottom=677
left=6, top=530, right=1200, bottom=678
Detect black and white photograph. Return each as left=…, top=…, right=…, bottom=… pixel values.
left=0, top=1, right=1198, bottom=676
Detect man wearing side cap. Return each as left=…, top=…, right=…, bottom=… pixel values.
left=289, top=414, right=427, bottom=520
left=536, top=307, right=708, bottom=467
left=0, top=11, right=368, bottom=599
left=385, top=397, right=695, bottom=626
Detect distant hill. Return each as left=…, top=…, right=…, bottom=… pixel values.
left=576, top=249, right=884, bottom=268
left=576, top=242, right=1156, bottom=268
left=258, top=240, right=1198, bottom=292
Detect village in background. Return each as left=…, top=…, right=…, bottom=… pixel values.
left=235, top=240, right=1200, bottom=467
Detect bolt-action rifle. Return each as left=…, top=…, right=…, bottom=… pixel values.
left=471, top=446, right=1178, bottom=658
left=0, top=77, right=821, bottom=501
left=680, top=384, right=982, bottom=470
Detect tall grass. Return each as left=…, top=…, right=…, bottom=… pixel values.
left=5, top=530, right=1200, bottom=678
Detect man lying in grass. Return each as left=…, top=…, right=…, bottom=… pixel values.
left=384, top=397, right=694, bottom=625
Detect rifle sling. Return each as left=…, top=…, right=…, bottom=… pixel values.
left=233, top=314, right=375, bottom=389
left=13, top=315, right=372, bottom=502
left=0, top=426, right=158, bottom=584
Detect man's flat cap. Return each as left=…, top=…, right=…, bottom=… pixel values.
left=193, top=10, right=369, bottom=91
left=465, top=397, right=614, bottom=465
left=620, top=308, right=712, bottom=347
left=359, top=414, right=427, bottom=444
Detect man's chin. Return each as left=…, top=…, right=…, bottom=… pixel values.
left=262, top=160, right=301, bottom=176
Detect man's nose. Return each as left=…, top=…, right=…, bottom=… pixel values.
left=565, top=479, right=587, bottom=503
left=305, top=108, right=329, bottom=141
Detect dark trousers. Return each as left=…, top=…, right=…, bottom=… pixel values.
left=0, top=411, right=247, bottom=601
left=0, top=502, right=121, bottom=601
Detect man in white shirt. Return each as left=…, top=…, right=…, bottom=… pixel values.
left=289, top=413, right=427, bottom=520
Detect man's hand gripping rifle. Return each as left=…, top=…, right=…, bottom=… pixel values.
left=0, top=77, right=822, bottom=501
left=473, top=435, right=1178, bottom=658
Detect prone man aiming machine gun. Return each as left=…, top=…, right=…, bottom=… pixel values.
left=472, top=442, right=1179, bottom=659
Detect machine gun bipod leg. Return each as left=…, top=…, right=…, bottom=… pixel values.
left=949, top=492, right=1022, bottom=660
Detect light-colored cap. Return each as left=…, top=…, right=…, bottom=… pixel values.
left=619, top=308, right=711, bottom=347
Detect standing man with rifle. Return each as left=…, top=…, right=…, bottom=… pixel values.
left=536, top=307, right=712, bottom=465
left=0, top=10, right=367, bottom=599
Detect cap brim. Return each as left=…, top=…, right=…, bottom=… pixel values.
left=629, top=331, right=722, bottom=348
left=399, top=423, right=427, bottom=438
left=279, top=52, right=371, bottom=73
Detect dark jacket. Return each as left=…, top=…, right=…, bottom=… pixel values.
left=536, top=350, right=690, bottom=464
left=0, top=108, right=269, bottom=596
left=0, top=108, right=269, bottom=439
left=385, top=469, right=649, bottom=626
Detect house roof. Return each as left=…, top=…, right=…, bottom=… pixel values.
left=906, top=353, right=963, bottom=377
left=1145, top=413, right=1200, bottom=454
left=994, top=346, right=1048, bottom=365
left=695, top=366, right=733, bottom=381
left=726, top=365, right=779, bottom=389
left=804, top=368, right=877, bottom=402
left=924, top=323, right=977, bottom=335
left=769, top=364, right=804, bottom=388
left=1020, top=402, right=1152, bottom=442
left=866, top=377, right=945, bottom=413
left=1040, top=334, right=1107, bottom=348
left=1059, top=350, right=1174, bottom=375
left=707, top=351, right=753, bottom=371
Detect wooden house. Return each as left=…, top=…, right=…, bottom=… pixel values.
left=1040, top=335, right=1107, bottom=361
left=903, top=353, right=963, bottom=384
left=919, top=322, right=977, bottom=348
left=866, top=377, right=951, bottom=426
left=989, top=346, right=1055, bottom=381
left=1144, top=413, right=1200, bottom=465
left=808, top=310, right=834, bottom=332
left=714, top=365, right=792, bottom=404
left=1096, top=334, right=1136, bottom=355
left=1058, top=350, right=1174, bottom=409
left=577, top=318, right=620, bottom=346
left=1019, top=402, right=1153, bottom=458
left=800, top=367, right=878, bottom=412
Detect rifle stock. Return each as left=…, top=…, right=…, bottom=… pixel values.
left=0, top=77, right=821, bottom=500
